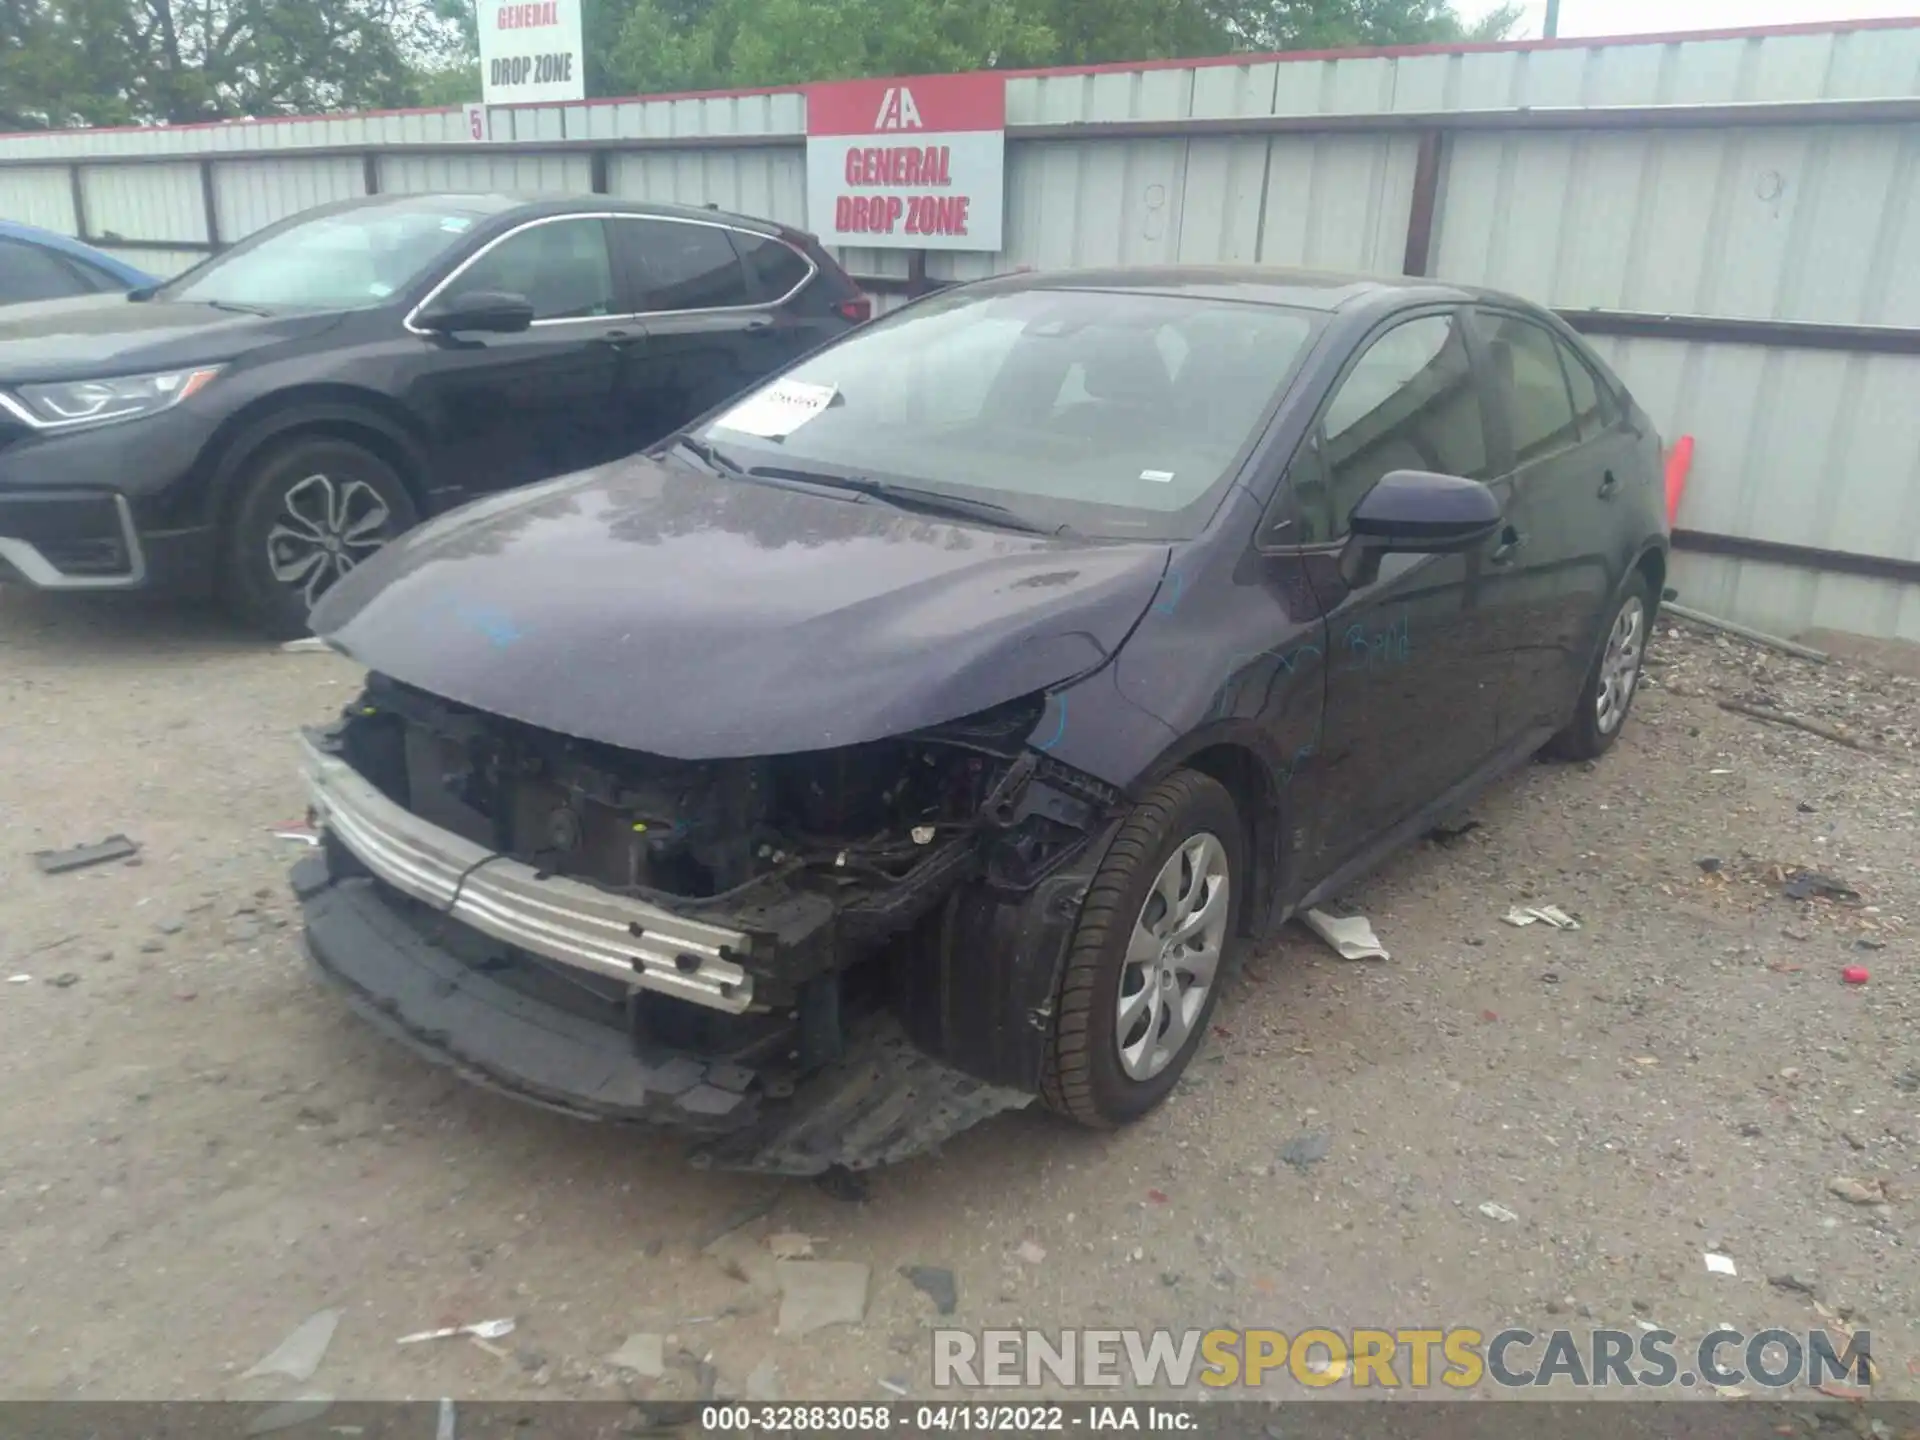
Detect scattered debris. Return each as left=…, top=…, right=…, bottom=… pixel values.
left=1278, top=1131, right=1331, bottom=1171
left=1665, top=603, right=1830, bottom=662
left=1477, top=1202, right=1520, bottom=1224
left=705, top=1230, right=781, bottom=1296
left=606, top=1332, right=665, bottom=1378
left=1720, top=699, right=1873, bottom=753
left=1502, top=905, right=1581, bottom=930
left=767, top=1232, right=817, bottom=1260
left=47, top=972, right=79, bottom=988
left=1145, top=1188, right=1169, bottom=1205
left=273, top=826, right=322, bottom=847
left=20, top=933, right=79, bottom=958
left=879, top=1376, right=909, bottom=1397
left=1015, top=1240, right=1047, bottom=1265
left=744, top=1359, right=781, bottom=1401
left=1703, top=1253, right=1738, bottom=1277
left=6, top=975, right=30, bottom=985
left=281, top=636, right=332, bottom=653
left=1696, top=857, right=1724, bottom=874
left=33, top=834, right=140, bottom=875
left=696, top=1190, right=781, bottom=1249
left=244, top=1397, right=335, bottom=1437
left=1769, top=1274, right=1817, bottom=1295
left=1300, top=909, right=1389, bottom=961
left=774, top=1260, right=869, bottom=1336
left=1842, top=966, right=1870, bottom=986
left=1780, top=870, right=1860, bottom=903
left=242, top=1308, right=343, bottom=1382
left=397, top=1318, right=515, bottom=1345
left=1827, top=1177, right=1889, bottom=1207
left=1426, top=819, right=1481, bottom=845
left=901, top=1265, right=958, bottom=1315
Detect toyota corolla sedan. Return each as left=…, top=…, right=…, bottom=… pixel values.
left=290, top=266, right=1668, bottom=1173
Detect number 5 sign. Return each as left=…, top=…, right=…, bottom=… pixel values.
left=462, top=103, right=490, bottom=142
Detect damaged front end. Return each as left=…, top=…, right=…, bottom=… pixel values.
left=294, top=672, right=1122, bottom=1173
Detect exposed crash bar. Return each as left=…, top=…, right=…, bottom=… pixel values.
left=299, top=733, right=755, bottom=1013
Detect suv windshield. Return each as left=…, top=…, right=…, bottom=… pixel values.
left=696, top=286, right=1320, bottom=539
left=163, top=197, right=513, bottom=311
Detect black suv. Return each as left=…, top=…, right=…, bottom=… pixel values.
left=0, top=194, right=867, bottom=634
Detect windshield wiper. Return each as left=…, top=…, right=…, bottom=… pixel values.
left=744, top=465, right=1063, bottom=536
left=201, top=299, right=272, bottom=316
left=666, top=433, right=745, bottom=476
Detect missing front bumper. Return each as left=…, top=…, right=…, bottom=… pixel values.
left=294, top=852, right=1032, bottom=1173
left=301, top=729, right=756, bottom=1013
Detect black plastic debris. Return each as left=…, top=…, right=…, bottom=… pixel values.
left=1780, top=870, right=1860, bottom=903
left=1696, top=857, right=1724, bottom=874
left=33, top=834, right=140, bottom=875
left=1426, top=819, right=1481, bottom=846
left=900, top=1265, right=958, bottom=1315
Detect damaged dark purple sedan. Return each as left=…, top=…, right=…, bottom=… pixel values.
left=292, top=266, right=1668, bottom=1173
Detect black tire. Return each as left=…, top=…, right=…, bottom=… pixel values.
left=1544, top=573, right=1653, bottom=761
left=1041, top=770, right=1243, bottom=1128
left=222, top=435, right=418, bottom=640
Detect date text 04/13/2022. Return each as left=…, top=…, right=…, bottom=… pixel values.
left=699, top=1404, right=1197, bottom=1432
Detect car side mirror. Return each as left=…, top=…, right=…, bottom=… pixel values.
left=415, top=289, right=535, bottom=335
left=1338, top=469, right=1502, bottom=588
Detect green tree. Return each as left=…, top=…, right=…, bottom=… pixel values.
left=0, top=0, right=464, bottom=127
left=601, top=0, right=1523, bottom=95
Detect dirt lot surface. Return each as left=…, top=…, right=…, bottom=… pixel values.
left=2, top=585, right=1915, bottom=1405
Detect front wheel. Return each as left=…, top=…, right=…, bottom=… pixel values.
left=222, top=435, right=418, bottom=640
left=1545, top=575, right=1652, bottom=761
left=1041, top=770, right=1242, bottom=1128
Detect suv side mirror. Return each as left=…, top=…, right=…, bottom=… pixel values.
left=415, top=289, right=535, bottom=335
left=1339, top=469, right=1502, bottom=588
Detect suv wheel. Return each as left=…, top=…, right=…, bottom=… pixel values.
left=1545, top=574, right=1652, bottom=761
left=1041, top=770, right=1241, bottom=1128
left=223, top=436, right=417, bottom=639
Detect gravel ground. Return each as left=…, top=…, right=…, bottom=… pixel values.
left=1, top=585, right=1915, bottom=1405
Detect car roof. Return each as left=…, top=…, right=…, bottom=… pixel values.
left=962, top=264, right=1525, bottom=316
left=0, top=220, right=157, bottom=285
left=309, top=191, right=790, bottom=237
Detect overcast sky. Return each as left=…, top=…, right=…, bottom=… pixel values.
left=1482, top=0, right=1919, bottom=40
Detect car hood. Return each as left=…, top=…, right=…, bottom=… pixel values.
left=311, top=457, right=1172, bottom=758
left=0, top=295, right=343, bottom=382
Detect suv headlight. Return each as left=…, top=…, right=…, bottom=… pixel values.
left=9, top=366, right=221, bottom=430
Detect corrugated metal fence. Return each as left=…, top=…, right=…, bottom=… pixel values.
left=4, top=20, right=1918, bottom=642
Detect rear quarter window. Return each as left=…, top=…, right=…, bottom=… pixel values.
left=734, top=233, right=811, bottom=302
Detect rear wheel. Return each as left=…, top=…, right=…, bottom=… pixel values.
left=222, top=435, right=417, bottom=639
left=1545, top=575, right=1651, bottom=760
left=1041, top=770, right=1241, bottom=1128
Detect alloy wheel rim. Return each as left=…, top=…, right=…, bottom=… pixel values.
left=267, top=473, right=394, bottom=610
left=1115, top=831, right=1230, bottom=1082
left=1595, top=595, right=1645, bottom=735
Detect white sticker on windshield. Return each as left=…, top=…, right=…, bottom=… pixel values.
left=1139, top=468, right=1176, bottom=483
left=714, top=380, right=839, bottom=440
left=440, top=216, right=472, bottom=233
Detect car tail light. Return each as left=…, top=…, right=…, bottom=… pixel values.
left=836, top=296, right=872, bottom=324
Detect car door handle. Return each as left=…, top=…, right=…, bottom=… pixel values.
left=597, top=328, right=643, bottom=350
left=1489, top=526, right=1525, bottom=564
left=1597, top=470, right=1621, bottom=500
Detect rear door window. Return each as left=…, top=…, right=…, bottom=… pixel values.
left=1471, top=310, right=1580, bottom=466
left=1557, top=337, right=1618, bottom=439
left=620, top=218, right=754, bottom=312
